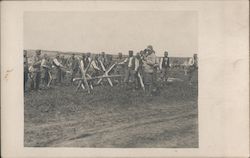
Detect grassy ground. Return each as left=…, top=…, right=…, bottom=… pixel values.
left=24, top=68, right=198, bottom=148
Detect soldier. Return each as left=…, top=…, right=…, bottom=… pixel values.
left=79, top=53, right=86, bottom=73
left=52, top=53, right=64, bottom=85
left=41, top=54, right=50, bottom=88
left=89, top=54, right=102, bottom=77
left=106, top=54, right=113, bottom=67
left=88, top=54, right=103, bottom=86
left=85, top=52, right=92, bottom=66
left=31, top=49, right=42, bottom=91
left=98, top=52, right=108, bottom=67
left=187, top=54, right=198, bottom=85
left=134, top=52, right=144, bottom=90
left=115, top=52, right=125, bottom=84
left=60, top=55, right=67, bottom=82
left=142, top=45, right=159, bottom=95
left=159, top=51, right=170, bottom=84
left=69, top=54, right=79, bottom=83
left=121, top=50, right=135, bottom=86
left=24, top=50, right=29, bottom=92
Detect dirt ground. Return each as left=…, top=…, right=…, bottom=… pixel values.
left=24, top=68, right=198, bottom=148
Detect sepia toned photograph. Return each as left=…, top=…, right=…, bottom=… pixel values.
left=23, top=11, right=198, bottom=148
left=1, top=0, right=249, bottom=157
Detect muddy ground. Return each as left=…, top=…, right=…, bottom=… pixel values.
left=24, top=69, right=198, bottom=148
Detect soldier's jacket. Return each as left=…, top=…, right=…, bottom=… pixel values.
left=159, top=57, right=170, bottom=70
left=121, top=57, right=135, bottom=69
left=53, top=58, right=63, bottom=68
left=188, top=57, right=198, bottom=69
left=71, top=58, right=79, bottom=71
left=98, top=56, right=108, bottom=66
left=143, top=53, right=158, bottom=73
left=134, top=57, right=143, bottom=72
left=32, top=55, right=42, bottom=72
left=61, top=58, right=67, bottom=66
left=41, top=58, right=51, bottom=69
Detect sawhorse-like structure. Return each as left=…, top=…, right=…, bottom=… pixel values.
left=96, top=61, right=116, bottom=86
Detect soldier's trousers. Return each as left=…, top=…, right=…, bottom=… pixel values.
left=71, top=68, right=78, bottom=82
left=188, top=67, right=198, bottom=83
left=31, top=72, right=41, bottom=90
left=56, top=68, right=62, bottom=83
left=161, top=68, right=169, bottom=82
left=124, top=68, right=134, bottom=83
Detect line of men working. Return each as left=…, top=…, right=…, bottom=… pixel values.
left=24, top=45, right=198, bottom=94
left=24, top=50, right=111, bottom=91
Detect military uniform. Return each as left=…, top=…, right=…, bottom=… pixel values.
left=115, top=56, right=125, bottom=83
left=123, top=56, right=136, bottom=83
left=70, top=57, right=79, bottom=82
left=134, top=56, right=143, bottom=89
left=61, top=56, right=67, bottom=82
left=188, top=56, right=198, bottom=84
left=41, top=57, right=50, bottom=86
left=31, top=54, right=42, bottom=90
left=53, top=57, right=63, bottom=84
left=143, top=51, right=158, bottom=93
left=159, top=56, right=170, bottom=82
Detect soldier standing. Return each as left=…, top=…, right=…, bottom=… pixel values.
left=31, top=50, right=42, bottom=91
left=89, top=54, right=102, bottom=77
left=159, top=51, right=170, bottom=84
left=41, top=54, right=50, bottom=88
left=53, top=53, right=64, bottom=85
left=85, top=52, right=92, bottom=66
left=115, top=52, right=125, bottom=84
left=70, top=54, right=79, bottom=83
left=99, top=52, right=108, bottom=67
left=60, top=55, right=67, bottom=82
left=121, top=50, right=135, bottom=86
left=188, top=54, right=198, bottom=85
left=134, top=52, right=144, bottom=90
left=142, top=45, right=159, bottom=95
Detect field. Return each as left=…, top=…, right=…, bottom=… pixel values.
left=24, top=68, right=198, bottom=148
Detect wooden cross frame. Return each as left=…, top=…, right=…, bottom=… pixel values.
left=73, top=60, right=123, bottom=93
left=137, top=72, right=145, bottom=91
left=96, top=61, right=117, bottom=86
left=73, top=60, right=92, bottom=93
left=47, top=71, right=53, bottom=87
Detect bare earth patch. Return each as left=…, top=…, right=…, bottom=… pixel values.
left=24, top=69, right=198, bottom=148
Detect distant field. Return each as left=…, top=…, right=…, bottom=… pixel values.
left=25, top=49, right=190, bottom=66
left=24, top=68, right=198, bottom=147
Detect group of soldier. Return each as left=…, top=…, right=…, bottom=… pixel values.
left=24, top=45, right=198, bottom=95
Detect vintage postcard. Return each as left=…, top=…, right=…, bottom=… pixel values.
left=1, top=0, right=249, bottom=157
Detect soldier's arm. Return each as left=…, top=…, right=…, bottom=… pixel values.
left=91, top=61, right=101, bottom=71
left=188, top=58, right=194, bottom=66
left=32, top=57, right=42, bottom=66
left=118, top=58, right=127, bottom=65
left=41, top=59, right=47, bottom=68
left=134, top=60, right=139, bottom=72
left=53, top=58, right=63, bottom=67
left=159, top=58, right=163, bottom=70
left=145, top=57, right=155, bottom=66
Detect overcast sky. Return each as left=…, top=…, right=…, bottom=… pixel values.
left=24, top=11, right=198, bottom=57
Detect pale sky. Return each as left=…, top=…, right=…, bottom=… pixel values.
left=24, top=11, right=198, bottom=57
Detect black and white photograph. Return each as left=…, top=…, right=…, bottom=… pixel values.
left=23, top=11, right=199, bottom=148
